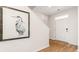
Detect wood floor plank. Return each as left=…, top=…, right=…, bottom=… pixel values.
left=39, top=39, right=77, bottom=52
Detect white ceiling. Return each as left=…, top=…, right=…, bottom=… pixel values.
left=29, top=6, right=76, bottom=16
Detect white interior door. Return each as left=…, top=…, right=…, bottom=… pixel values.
left=56, top=18, right=75, bottom=44
left=56, top=19, right=67, bottom=42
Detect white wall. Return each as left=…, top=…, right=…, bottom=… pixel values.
left=48, top=16, right=56, bottom=39
left=33, top=11, right=49, bottom=26
left=0, top=6, right=49, bottom=52
left=78, top=7, right=79, bottom=51
left=49, top=7, right=78, bottom=45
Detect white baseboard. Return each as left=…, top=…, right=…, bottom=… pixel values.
left=33, top=44, right=49, bottom=52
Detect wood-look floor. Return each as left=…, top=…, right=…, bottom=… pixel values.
left=39, top=39, right=78, bottom=52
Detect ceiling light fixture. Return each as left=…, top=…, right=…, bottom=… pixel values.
left=57, top=9, right=60, bottom=11
left=55, top=14, right=69, bottom=20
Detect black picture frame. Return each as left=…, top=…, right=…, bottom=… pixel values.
left=0, top=6, right=30, bottom=41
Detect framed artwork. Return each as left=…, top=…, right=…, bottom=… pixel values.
left=0, top=6, right=30, bottom=41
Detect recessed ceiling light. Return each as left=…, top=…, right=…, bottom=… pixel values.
left=57, top=9, right=60, bottom=11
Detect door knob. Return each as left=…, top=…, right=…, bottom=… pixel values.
left=66, top=28, right=68, bottom=32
